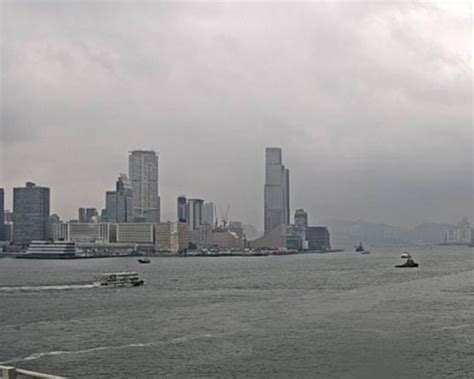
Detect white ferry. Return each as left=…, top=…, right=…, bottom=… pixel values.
left=18, top=241, right=78, bottom=259
left=93, top=272, right=144, bottom=287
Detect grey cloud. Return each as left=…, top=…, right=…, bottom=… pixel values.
left=1, top=1, right=471, bottom=227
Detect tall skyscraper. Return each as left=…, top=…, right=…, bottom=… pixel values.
left=0, top=188, right=5, bottom=241
left=294, top=209, right=308, bottom=228
left=105, top=174, right=133, bottom=223
left=13, top=182, right=50, bottom=244
left=202, top=202, right=215, bottom=226
left=177, top=195, right=187, bottom=223
left=186, top=198, right=203, bottom=230
left=264, top=147, right=290, bottom=234
left=78, top=208, right=87, bottom=223
left=78, top=208, right=98, bottom=223
left=129, top=150, right=160, bottom=222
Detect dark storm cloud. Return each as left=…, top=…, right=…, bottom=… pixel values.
left=0, top=1, right=471, bottom=227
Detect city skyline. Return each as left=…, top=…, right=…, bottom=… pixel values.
left=1, top=145, right=472, bottom=232
left=1, top=2, right=471, bottom=228
left=1, top=3, right=472, bottom=378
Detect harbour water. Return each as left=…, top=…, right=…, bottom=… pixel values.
left=0, top=246, right=472, bottom=378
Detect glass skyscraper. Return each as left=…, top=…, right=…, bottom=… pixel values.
left=0, top=188, right=5, bottom=241
left=105, top=174, right=133, bottom=223
left=13, top=182, right=50, bottom=244
left=128, top=150, right=160, bottom=222
left=264, top=147, right=290, bottom=234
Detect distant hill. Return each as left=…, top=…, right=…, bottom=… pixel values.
left=408, top=223, right=455, bottom=245
left=323, top=219, right=454, bottom=247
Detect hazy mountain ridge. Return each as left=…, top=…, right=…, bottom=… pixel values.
left=323, top=219, right=455, bottom=247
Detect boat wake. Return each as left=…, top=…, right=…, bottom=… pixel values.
left=0, top=284, right=95, bottom=292
left=0, top=335, right=216, bottom=364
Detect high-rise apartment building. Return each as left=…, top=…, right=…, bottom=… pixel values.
left=187, top=198, right=203, bottom=230
left=0, top=188, right=5, bottom=241
left=294, top=209, right=308, bottom=228
left=177, top=196, right=187, bottom=223
left=202, top=202, right=215, bottom=226
left=129, top=150, right=160, bottom=222
left=78, top=208, right=87, bottom=223
left=13, top=182, right=50, bottom=244
left=105, top=174, right=133, bottom=223
left=78, top=208, right=98, bottom=223
left=264, top=147, right=290, bottom=234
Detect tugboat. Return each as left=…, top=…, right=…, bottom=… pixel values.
left=355, top=243, right=371, bottom=255
left=395, top=256, right=419, bottom=268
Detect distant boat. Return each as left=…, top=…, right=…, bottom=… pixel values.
left=138, top=257, right=151, bottom=264
left=355, top=243, right=370, bottom=255
left=395, top=261, right=419, bottom=268
left=395, top=255, right=419, bottom=268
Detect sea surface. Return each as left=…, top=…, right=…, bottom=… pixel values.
left=0, top=246, right=473, bottom=378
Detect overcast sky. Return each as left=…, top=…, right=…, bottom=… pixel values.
left=1, top=1, right=472, bottom=229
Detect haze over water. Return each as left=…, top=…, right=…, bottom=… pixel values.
left=1, top=246, right=472, bottom=378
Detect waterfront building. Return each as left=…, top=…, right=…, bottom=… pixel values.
left=209, top=228, right=245, bottom=250
left=250, top=224, right=287, bottom=249
left=294, top=209, right=308, bottom=228
left=50, top=222, right=69, bottom=241
left=106, top=174, right=133, bottom=223
left=189, top=224, right=212, bottom=246
left=187, top=198, right=203, bottom=230
left=68, top=223, right=115, bottom=243
left=4, top=223, right=13, bottom=242
left=13, top=182, right=50, bottom=244
left=202, top=202, right=215, bottom=226
left=155, top=222, right=179, bottom=252
left=264, top=147, right=290, bottom=234
left=306, top=226, right=331, bottom=251
left=177, top=222, right=191, bottom=252
left=116, top=223, right=154, bottom=244
left=129, top=150, right=160, bottom=222
left=0, top=188, right=4, bottom=241
left=228, top=221, right=244, bottom=238
left=177, top=195, right=187, bottom=223
left=68, top=223, right=100, bottom=242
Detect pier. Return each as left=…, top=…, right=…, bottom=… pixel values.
left=0, top=365, right=65, bottom=379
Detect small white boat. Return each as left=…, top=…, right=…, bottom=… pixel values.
left=401, top=252, right=412, bottom=259
left=93, top=272, right=144, bottom=287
